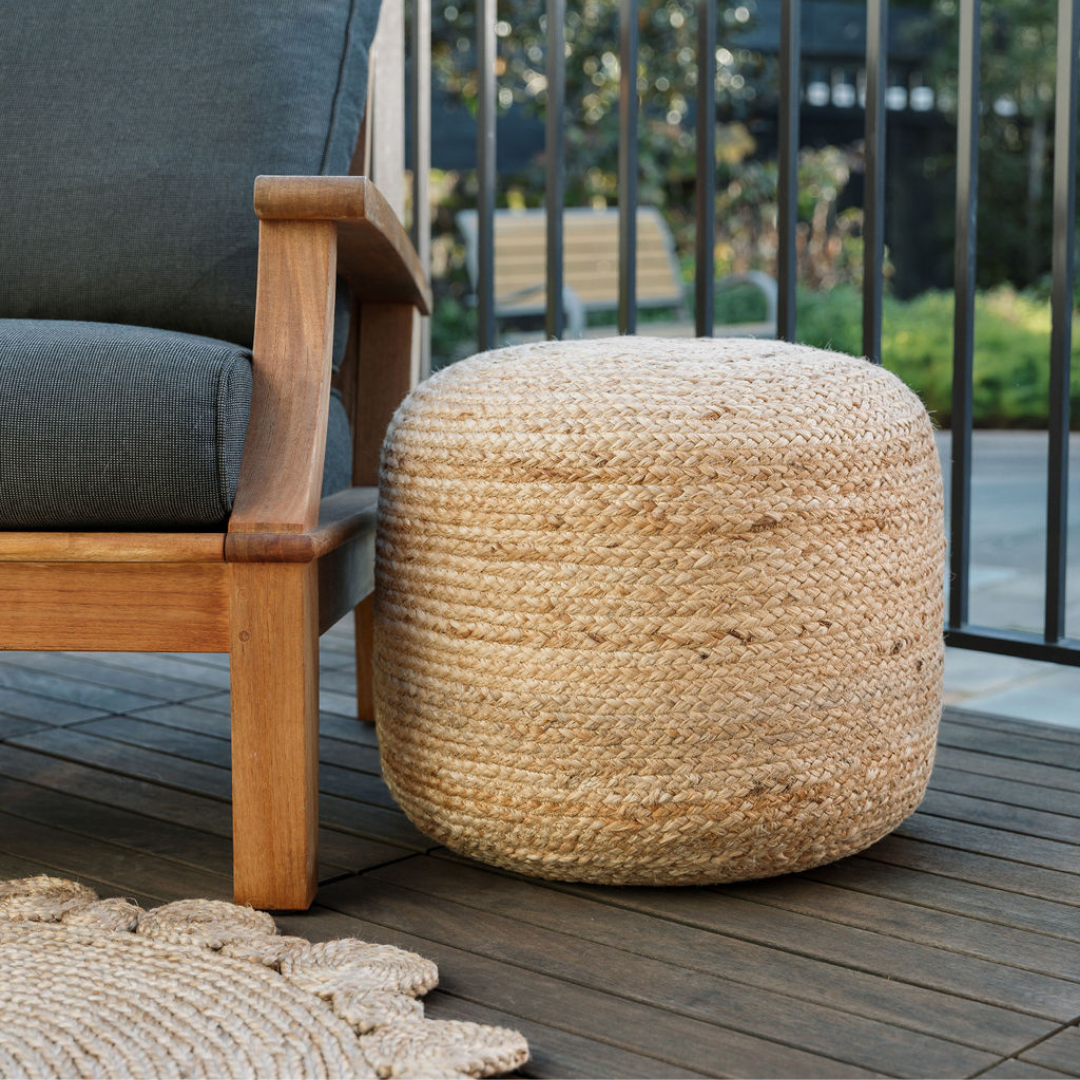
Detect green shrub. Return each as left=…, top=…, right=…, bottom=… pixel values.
left=431, top=296, right=478, bottom=370
left=796, top=286, right=1080, bottom=428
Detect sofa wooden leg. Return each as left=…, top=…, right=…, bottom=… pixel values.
left=356, top=592, right=376, bottom=724
left=230, top=561, right=319, bottom=910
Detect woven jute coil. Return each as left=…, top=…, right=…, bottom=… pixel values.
left=359, top=1021, right=530, bottom=1079
left=280, top=938, right=440, bottom=998
left=375, top=338, right=945, bottom=885
left=136, top=896, right=276, bottom=947
left=0, top=875, right=96, bottom=921
left=0, top=876, right=528, bottom=1079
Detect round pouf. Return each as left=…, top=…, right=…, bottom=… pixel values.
left=374, top=338, right=945, bottom=885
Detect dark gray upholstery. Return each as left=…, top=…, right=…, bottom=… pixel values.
left=324, top=389, right=355, bottom=498
left=0, top=321, right=352, bottom=529
left=0, top=0, right=380, bottom=350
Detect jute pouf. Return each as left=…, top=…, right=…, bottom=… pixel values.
left=0, top=876, right=528, bottom=1079
left=375, top=338, right=945, bottom=885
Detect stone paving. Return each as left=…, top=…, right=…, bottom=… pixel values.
left=937, top=430, right=1080, bottom=728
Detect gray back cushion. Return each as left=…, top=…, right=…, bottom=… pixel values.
left=0, top=0, right=381, bottom=348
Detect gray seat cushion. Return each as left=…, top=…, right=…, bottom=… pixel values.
left=0, top=320, right=352, bottom=529
left=0, top=0, right=380, bottom=350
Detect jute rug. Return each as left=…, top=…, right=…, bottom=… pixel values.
left=0, top=876, right=529, bottom=1079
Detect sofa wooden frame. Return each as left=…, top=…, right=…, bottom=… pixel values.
left=0, top=48, right=430, bottom=911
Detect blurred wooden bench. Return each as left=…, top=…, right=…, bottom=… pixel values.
left=456, top=206, right=776, bottom=340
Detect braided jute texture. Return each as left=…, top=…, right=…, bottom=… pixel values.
left=0, top=876, right=528, bottom=1079
left=374, top=337, right=945, bottom=885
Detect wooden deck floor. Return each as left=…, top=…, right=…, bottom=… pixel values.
left=0, top=624, right=1077, bottom=1079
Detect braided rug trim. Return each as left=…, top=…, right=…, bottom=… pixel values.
left=374, top=337, right=946, bottom=885
left=0, top=876, right=528, bottom=1079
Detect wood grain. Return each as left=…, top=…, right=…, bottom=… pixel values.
left=323, top=872, right=998, bottom=1078
left=413, top=853, right=1051, bottom=1055
left=425, top=996, right=709, bottom=1079
left=715, top=875, right=1080, bottom=980
left=939, top=721, right=1080, bottom=771
left=981, top=1060, right=1077, bottom=1079
left=354, top=303, right=417, bottom=486
left=317, top=531, right=375, bottom=634
left=229, top=562, right=319, bottom=909
left=550, top=878, right=1080, bottom=1021
left=7, top=723, right=426, bottom=850
left=277, top=906, right=882, bottom=1080
left=0, top=808, right=230, bottom=902
left=253, top=177, right=431, bottom=314
left=0, top=563, right=229, bottom=651
left=229, top=219, right=337, bottom=536
left=0, top=533, right=224, bottom=563
left=863, top=833, right=1080, bottom=906
left=803, top=855, right=1080, bottom=943
left=1019, top=1026, right=1080, bottom=1075
left=225, top=486, right=377, bottom=563
left=929, top=764, right=1080, bottom=818
left=0, top=739, right=402, bottom=874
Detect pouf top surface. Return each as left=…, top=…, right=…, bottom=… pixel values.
left=404, top=337, right=931, bottom=442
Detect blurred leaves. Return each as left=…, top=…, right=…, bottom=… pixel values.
left=798, top=285, right=1080, bottom=427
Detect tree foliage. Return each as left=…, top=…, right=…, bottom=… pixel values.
left=428, top=0, right=864, bottom=309
left=928, top=0, right=1059, bottom=289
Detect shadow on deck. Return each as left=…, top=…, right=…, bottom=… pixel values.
left=0, top=623, right=1077, bottom=1079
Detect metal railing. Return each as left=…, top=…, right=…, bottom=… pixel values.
left=406, top=0, right=1080, bottom=667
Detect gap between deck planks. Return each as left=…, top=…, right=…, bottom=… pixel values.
left=0, top=644, right=1077, bottom=1079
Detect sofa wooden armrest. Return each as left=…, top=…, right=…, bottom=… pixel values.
left=229, top=176, right=426, bottom=539
left=254, top=176, right=432, bottom=314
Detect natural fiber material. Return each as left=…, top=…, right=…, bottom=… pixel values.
left=375, top=338, right=945, bottom=885
left=0, top=876, right=528, bottom=1079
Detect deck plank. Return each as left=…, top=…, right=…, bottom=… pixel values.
left=7, top=725, right=406, bottom=821
left=416, top=852, right=1051, bottom=1054
left=0, top=715, right=44, bottom=741
left=928, top=765, right=1080, bottom=819
left=980, top=1061, right=1077, bottom=1079
left=77, top=714, right=384, bottom=778
left=63, top=651, right=233, bottom=692
left=419, top=997, right=710, bottom=1079
left=863, top=833, right=1080, bottom=905
left=0, top=685, right=108, bottom=726
left=316, top=869, right=1000, bottom=1076
left=0, top=740, right=422, bottom=863
left=938, top=721, right=1080, bottom=771
left=0, top=652, right=197, bottom=703
left=0, top=809, right=231, bottom=900
left=944, top=708, right=1080, bottom=745
left=894, top=813, right=1080, bottom=875
left=0, top=654, right=1077, bottom=1078
left=545, top=883, right=1079, bottom=1019
left=918, top=790, right=1080, bottom=844
left=935, top=744, right=1080, bottom=794
left=803, top=856, right=1080, bottom=942
left=1019, top=1026, right=1080, bottom=1076
left=0, top=657, right=161, bottom=714
left=126, top=700, right=380, bottom=748
left=716, top=876, right=1080, bottom=979
left=275, top=906, right=885, bottom=1079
